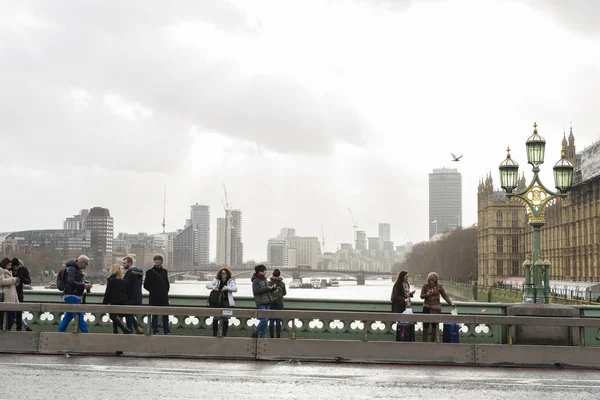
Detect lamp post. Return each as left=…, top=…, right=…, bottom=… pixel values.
left=499, top=122, right=574, bottom=303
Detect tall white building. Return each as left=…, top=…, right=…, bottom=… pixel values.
left=288, top=236, right=321, bottom=268
left=278, top=227, right=296, bottom=239
left=429, top=168, right=462, bottom=238
left=63, top=209, right=89, bottom=230
left=230, top=210, right=243, bottom=267
left=267, top=237, right=296, bottom=267
left=216, top=211, right=243, bottom=267
left=190, top=204, right=210, bottom=265
left=378, top=223, right=391, bottom=243
left=216, top=218, right=227, bottom=266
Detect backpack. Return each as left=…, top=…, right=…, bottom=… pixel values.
left=270, top=286, right=283, bottom=303
left=56, top=268, right=67, bottom=291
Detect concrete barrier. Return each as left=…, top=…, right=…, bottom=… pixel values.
left=2, top=303, right=600, bottom=368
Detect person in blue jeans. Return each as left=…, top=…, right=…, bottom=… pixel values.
left=143, top=255, right=170, bottom=335
left=251, top=264, right=276, bottom=338
left=58, top=255, right=93, bottom=333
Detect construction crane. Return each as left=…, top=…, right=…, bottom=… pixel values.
left=162, top=186, right=166, bottom=234
left=348, top=208, right=358, bottom=245
left=221, top=183, right=232, bottom=267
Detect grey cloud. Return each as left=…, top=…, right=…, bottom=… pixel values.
left=528, top=0, right=600, bottom=37
left=0, top=0, right=364, bottom=173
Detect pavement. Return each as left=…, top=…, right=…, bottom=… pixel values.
left=0, top=354, right=599, bottom=399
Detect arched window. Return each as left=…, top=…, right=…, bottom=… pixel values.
left=497, top=236, right=503, bottom=253
left=496, top=211, right=503, bottom=226
left=512, top=211, right=519, bottom=227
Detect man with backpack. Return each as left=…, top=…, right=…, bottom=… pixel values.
left=143, top=255, right=170, bottom=335
left=57, top=255, right=92, bottom=333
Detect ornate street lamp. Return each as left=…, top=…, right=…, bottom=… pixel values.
left=498, top=122, right=574, bottom=303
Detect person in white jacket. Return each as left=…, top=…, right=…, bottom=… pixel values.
left=206, top=267, right=237, bottom=337
left=0, top=257, right=20, bottom=330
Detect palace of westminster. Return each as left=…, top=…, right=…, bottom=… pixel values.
left=478, top=127, right=600, bottom=286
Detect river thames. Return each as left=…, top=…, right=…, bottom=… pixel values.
left=34, top=278, right=403, bottom=301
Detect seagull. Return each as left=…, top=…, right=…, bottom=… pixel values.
left=451, top=153, right=463, bottom=162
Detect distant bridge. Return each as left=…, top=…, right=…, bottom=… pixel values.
left=168, top=267, right=394, bottom=285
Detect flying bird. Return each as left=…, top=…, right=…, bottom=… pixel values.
left=451, top=153, right=463, bottom=162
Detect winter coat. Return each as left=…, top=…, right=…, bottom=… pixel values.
left=420, top=282, right=453, bottom=311
left=268, top=276, right=287, bottom=307
left=252, top=273, right=272, bottom=306
left=103, top=275, right=130, bottom=306
left=12, top=264, right=31, bottom=302
left=124, top=267, right=144, bottom=305
left=391, top=280, right=412, bottom=314
left=0, top=268, right=20, bottom=303
left=206, top=278, right=238, bottom=307
left=143, top=266, right=170, bottom=306
left=63, top=260, right=86, bottom=297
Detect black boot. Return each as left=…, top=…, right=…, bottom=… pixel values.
left=222, top=319, right=228, bottom=337
left=269, top=322, right=275, bottom=338
left=212, top=320, right=219, bottom=337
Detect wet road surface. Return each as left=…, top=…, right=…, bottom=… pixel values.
left=1, top=354, right=599, bottom=399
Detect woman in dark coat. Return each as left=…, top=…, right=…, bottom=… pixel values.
left=391, top=271, right=415, bottom=314
left=102, top=264, right=132, bottom=334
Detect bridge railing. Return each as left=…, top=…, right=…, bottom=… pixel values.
left=3, top=303, right=600, bottom=368
left=3, top=302, right=600, bottom=343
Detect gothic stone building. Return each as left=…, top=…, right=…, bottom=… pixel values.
left=478, top=129, right=583, bottom=286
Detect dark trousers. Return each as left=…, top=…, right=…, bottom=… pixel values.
left=110, top=314, right=131, bottom=334
left=212, top=302, right=231, bottom=337
left=151, top=315, right=170, bottom=335
left=269, top=303, right=283, bottom=338
left=0, top=311, right=16, bottom=331
left=125, top=314, right=139, bottom=331
left=422, top=306, right=440, bottom=342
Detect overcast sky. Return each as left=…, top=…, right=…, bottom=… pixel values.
left=2, top=0, right=600, bottom=262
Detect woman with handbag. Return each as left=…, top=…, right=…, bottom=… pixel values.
left=102, top=264, right=132, bottom=334
left=0, top=257, right=20, bottom=331
left=391, top=270, right=415, bottom=341
left=205, top=267, right=237, bottom=337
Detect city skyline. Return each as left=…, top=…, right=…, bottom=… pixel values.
left=2, top=2, right=600, bottom=261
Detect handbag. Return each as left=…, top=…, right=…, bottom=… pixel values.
left=208, top=290, right=223, bottom=308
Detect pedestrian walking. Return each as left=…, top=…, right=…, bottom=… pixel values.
left=143, top=255, right=170, bottom=335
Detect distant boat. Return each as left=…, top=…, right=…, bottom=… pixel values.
left=44, top=283, right=58, bottom=290
left=23, top=284, right=33, bottom=290
left=289, top=280, right=302, bottom=289
left=330, top=279, right=340, bottom=287
left=310, top=278, right=328, bottom=289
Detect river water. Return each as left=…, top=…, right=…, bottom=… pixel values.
left=33, top=278, right=405, bottom=301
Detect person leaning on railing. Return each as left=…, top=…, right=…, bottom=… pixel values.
left=251, top=264, right=277, bottom=338
left=420, top=272, right=455, bottom=343
left=268, top=269, right=287, bottom=338
left=391, top=270, right=415, bottom=314
left=0, top=257, right=20, bottom=331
